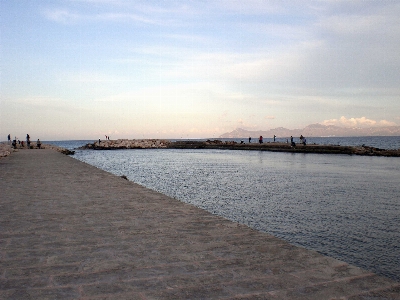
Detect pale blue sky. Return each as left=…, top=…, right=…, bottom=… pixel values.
left=1, top=0, right=399, bottom=140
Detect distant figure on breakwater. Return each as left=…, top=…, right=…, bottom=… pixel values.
left=26, top=134, right=30, bottom=149
left=291, top=136, right=295, bottom=147
left=273, top=135, right=276, bottom=142
left=259, top=136, right=263, bottom=144
left=37, top=139, right=42, bottom=149
left=249, top=137, right=251, bottom=143
left=8, top=134, right=10, bottom=144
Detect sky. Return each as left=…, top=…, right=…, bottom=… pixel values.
left=1, top=0, right=400, bottom=140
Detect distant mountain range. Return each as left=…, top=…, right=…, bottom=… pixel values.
left=219, top=124, right=400, bottom=138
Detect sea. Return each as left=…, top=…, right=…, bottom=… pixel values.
left=45, top=137, right=400, bottom=281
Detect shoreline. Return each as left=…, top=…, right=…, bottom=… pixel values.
left=78, top=139, right=400, bottom=157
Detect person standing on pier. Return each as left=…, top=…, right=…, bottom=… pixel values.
left=259, top=136, right=263, bottom=144
left=8, top=134, right=11, bottom=144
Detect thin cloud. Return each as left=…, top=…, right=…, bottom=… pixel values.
left=216, top=0, right=293, bottom=15
left=43, top=9, right=164, bottom=25
left=321, top=116, right=397, bottom=128
left=42, top=9, right=81, bottom=24
left=237, top=119, right=258, bottom=130
left=15, top=96, right=82, bottom=113
left=42, top=1, right=199, bottom=26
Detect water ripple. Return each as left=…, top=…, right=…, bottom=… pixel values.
left=74, top=149, right=400, bottom=281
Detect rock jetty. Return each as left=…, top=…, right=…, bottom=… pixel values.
left=79, top=139, right=171, bottom=150
left=170, top=140, right=400, bottom=156
left=79, top=139, right=400, bottom=157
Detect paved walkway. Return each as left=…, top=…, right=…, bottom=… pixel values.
left=1, top=150, right=399, bottom=299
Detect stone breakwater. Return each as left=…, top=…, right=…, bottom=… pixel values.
left=0, top=142, right=74, bottom=158
left=79, top=139, right=171, bottom=150
left=170, top=140, right=400, bottom=156
left=79, top=139, right=400, bottom=157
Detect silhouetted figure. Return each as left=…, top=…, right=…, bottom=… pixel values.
left=37, top=139, right=42, bottom=149
left=259, top=136, right=263, bottom=144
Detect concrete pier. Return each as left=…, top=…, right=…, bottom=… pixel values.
left=1, top=150, right=399, bottom=299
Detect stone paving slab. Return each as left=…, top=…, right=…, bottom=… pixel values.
left=0, top=149, right=399, bottom=299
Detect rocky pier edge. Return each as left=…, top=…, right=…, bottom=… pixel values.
left=170, top=140, right=400, bottom=156
left=78, top=139, right=170, bottom=150
left=78, top=139, right=400, bottom=157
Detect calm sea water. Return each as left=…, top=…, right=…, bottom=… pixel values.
left=46, top=137, right=400, bottom=281
left=71, top=147, right=400, bottom=282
